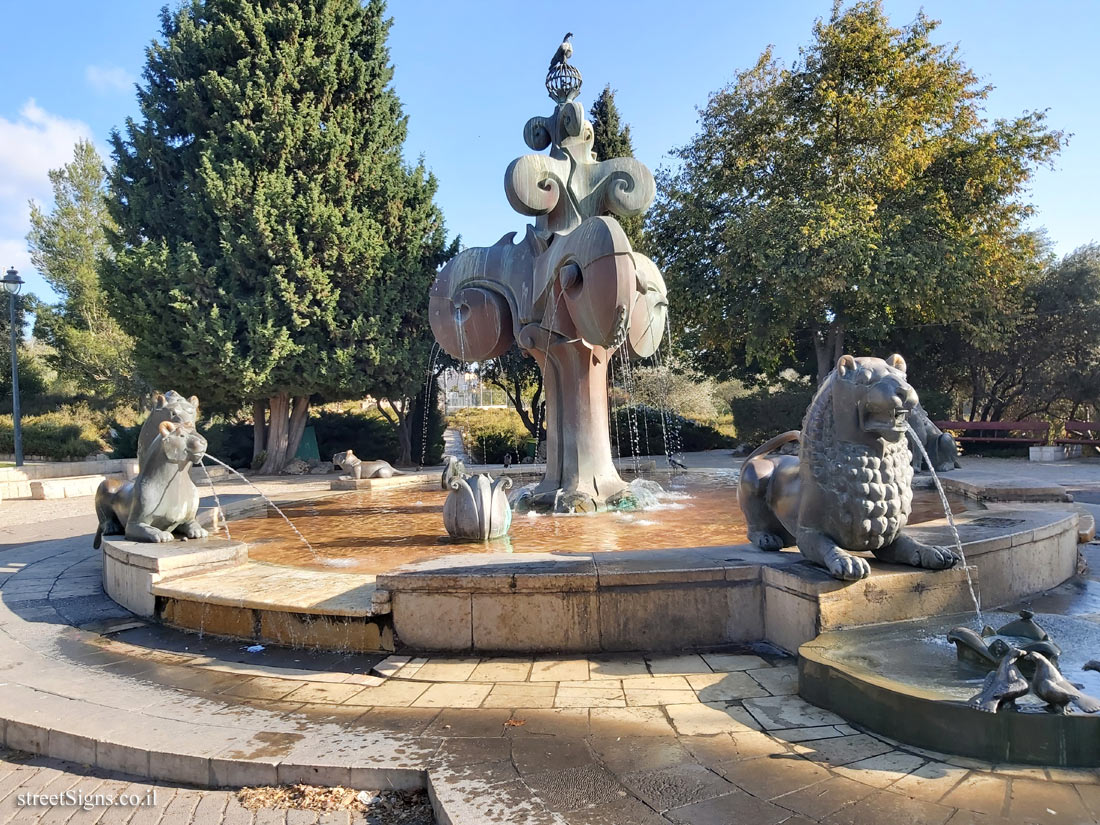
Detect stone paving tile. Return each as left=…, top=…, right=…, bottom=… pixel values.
left=562, top=795, right=667, bottom=824
left=588, top=707, right=677, bottom=738
left=833, top=749, right=927, bottom=788
left=410, top=657, right=479, bottom=683
left=773, top=774, right=878, bottom=820
left=647, top=654, right=711, bottom=675
left=1043, top=766, right=1100, bottom=785
left=521, top=762, right=626, bottom=813
left=433, top=736, right=518, bottom=786
left=411, top=681, right=492, bottom=708
left=821, top=789, right=956, bottom=825
left=554, top=685, right=625, bottom=708
left=371, top=654, right=409, bottom=678
left=280, top=683, right=367, bottom=706
left=501, top=708, right=590, bottom=738
left=586, top=656, right=649, bottom=680
left=683, top=730, right=786, bottom=764
left=1077, top=782, right=1100, bottom=820
left=589, top=736, right=693, bottom=773
left=665, top=702, right=760, bottom=736
left=746, top=664, right=799, bottom=696
left=794, top=734, right=895, bottom=767
left=665, top=787, right=794, bottom=825
left=743, top=696, right=845, bottom=730
left=620, top=675, right=692, bottom=691
left=351, top=679, right=428, bottom=707
left=420, top=707, right=514, bottom=738
left=1004, top=776, right=1095, bottom=824
left=700, top=653, right=769, bottom=672
left=687, top=671, right=770, bottom=701
left=480, top=682, right=557, bottom=709
left=937, top=773, right=1009, bottom=816
left=467, top=658, right=532, bottom=683
left=769, top=726, right=853, bottom=744
left=512, top=737, right=592, bottom=774
left=717, top=753, right=832, bottom=799
left=619, top=763, right=736, bottom=813
left=529, top=658, right=589, bottom=682
left=890, top=760, right=970, bottom=804
left=624, top=688, right=699, bottom=706
left=223, top=677, right=309, bottom=701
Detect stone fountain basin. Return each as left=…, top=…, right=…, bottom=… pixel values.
left=799, top=611, right=1100, bottom=766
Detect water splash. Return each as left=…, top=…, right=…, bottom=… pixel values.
left=906, top=423, right=983, bottom=627
left=202, top=454, right=318, bottom=559
left=418, top=342, right=440, bottom=469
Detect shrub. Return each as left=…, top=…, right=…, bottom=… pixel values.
left=0, top=404, right=108, bottom=459
left=728, top=383, right=816, bottom=446
left=201, top=419, right=255, bottom=469
left=611, top=405, right=735, bottom=454
left=448, top=407, right=529, bottom=463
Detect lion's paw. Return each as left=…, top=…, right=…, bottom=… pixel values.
left=178, top=522, right=209, bottom=541
left=916, top=544, right=959, bottom=570
left=152, top=529, right=174, bottom=543
left=750, top=532, right=786, bottom=552
left=824, top=549, right=871, bottom=581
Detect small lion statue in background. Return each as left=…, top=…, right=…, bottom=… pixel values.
left=331, top=450, right=404, bottom=480
left=737, top=354, right=959, bottom=581
left=94, top=421, right=209, bottom=547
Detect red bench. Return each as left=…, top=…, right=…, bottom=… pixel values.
left=934, top=420, right=1050, bottom=447
left=1056, top=420, right=1100, bottom=448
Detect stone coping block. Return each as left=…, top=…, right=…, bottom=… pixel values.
left=941, top=474, right=1070, bottom=502
left=330, top=473, right=431, bottom=491
left=152, top=560, right=382, bottom=617
left=381, top=508, right=1080, bottom=654
left=102, top=537, right=247, bottom=573
left=0, top=457, right=138, bottom=482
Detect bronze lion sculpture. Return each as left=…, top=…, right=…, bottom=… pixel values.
left=136, top=391, right=199, bottom=469
left=737, top=354, right=959, bottom=581
left=94, top=421, right=209, bottom=547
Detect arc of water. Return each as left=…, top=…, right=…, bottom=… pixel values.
left=202, top=454, right=318, bottom=559
left=419, top=342, right=440, bottom=469
left=906, top=423, right=983, bottom=628
left=200, top=463, right=231, bottom=540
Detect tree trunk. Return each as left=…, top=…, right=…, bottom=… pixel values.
left=378, top=398, right=413, bottom=467
left=286, top=396, right=310, bottom=463
left=252, top=399, right=267, bottom=462
left=259, top=392, right=290, bottom=474
left=814, top=322, right=845, bottom=385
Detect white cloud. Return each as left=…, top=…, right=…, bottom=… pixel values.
left=0, top=100, right=96, bottom=299
left=85, top=64, right=135, bottom=95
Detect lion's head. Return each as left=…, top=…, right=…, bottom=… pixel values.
left=157, top=420, right=207, bottom=467
left=830, top=354, right=918, bottom=445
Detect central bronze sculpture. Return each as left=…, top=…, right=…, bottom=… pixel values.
left=429, top=43, right=667, bottom=513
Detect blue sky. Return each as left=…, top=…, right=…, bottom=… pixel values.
left=1, top=1, right=1096, bottom=305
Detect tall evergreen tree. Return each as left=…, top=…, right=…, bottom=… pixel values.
left=649, top=1, right=1063, bottom=384
left=589, top=85, right=644, bottom=249
left=103, top=0, right=453, bottom=471
left=28, top=140, right=139, bottom=402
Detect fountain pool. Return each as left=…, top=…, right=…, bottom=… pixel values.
left=225, top=472, right=969, bottom=575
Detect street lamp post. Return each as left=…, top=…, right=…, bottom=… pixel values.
left=2, top=267, right=24, bottom=466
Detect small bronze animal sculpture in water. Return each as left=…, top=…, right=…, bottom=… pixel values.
left=968, top=648, right=1030, bottom=713
left=136, top=391, right=198, bottom=470
left=907, top=403, right=961, bottom=474
left=1026, top=652, right=1100, bottom=714
left=94, top=421, right=208, bottom=547
left=737, top=354, right=959, bottom=581
left=442, top=455, right=469, bottom=489
left=331, top=450, right=403, bottom=480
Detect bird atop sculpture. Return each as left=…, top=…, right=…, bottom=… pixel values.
left=967, top=648, right=1029, bottom=713
left=549, top=32, right=574, bottom=70
left=1026, top=651, right=1100, bottom=714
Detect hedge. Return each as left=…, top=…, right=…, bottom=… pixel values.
left=0, top=406, right=109, bottom=460
left=611, top=405, right=735, bottom=455
left=448, top=407, right=530, bottom=463
left=728, top=385, right=816, bottom=446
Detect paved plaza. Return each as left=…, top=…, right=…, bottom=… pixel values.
left=1, top=455, right=1100, bottom=823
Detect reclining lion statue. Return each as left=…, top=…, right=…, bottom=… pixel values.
left=331, top=450, right=403, bottom=480
left=737, top=354, right=959, bottom=581
left=94, top=421, right=209, bottom=547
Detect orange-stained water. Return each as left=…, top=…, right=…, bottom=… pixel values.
left=229, top=473, right=968, bottom=575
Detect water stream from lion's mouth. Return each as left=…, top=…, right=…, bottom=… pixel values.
left=907, top=423, right=984, bottom=628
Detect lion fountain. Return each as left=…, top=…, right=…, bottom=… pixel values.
left=737, top=354, right=959, bottom=581
left=93, top=420, right=209, bottom=547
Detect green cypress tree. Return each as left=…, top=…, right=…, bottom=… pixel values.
left=104, top=0, right=452, bottom=471
left=28, top=140, right=139, bottom=403
left=589, top=85, right=644, bottom=249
